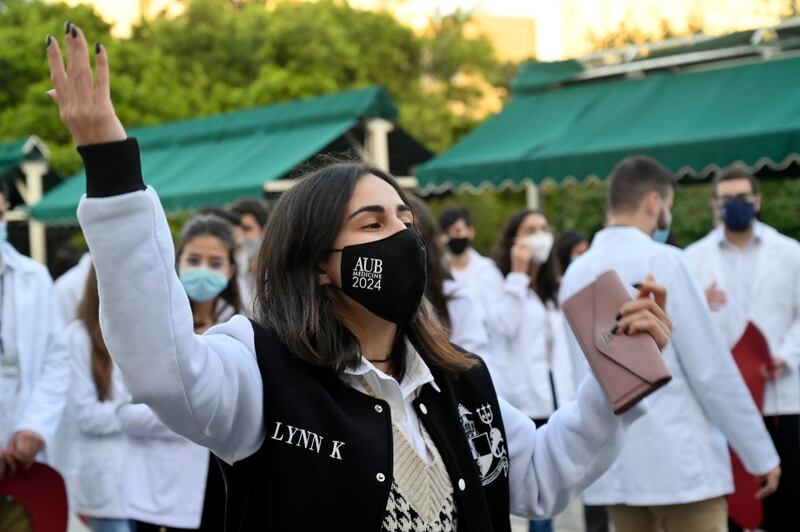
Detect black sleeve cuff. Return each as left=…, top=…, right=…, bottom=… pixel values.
left=77, top=137, right=146, bottom=198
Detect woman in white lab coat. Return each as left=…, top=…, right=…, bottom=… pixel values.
left=67, top=264, right=132, bottom=532
left=491, top=209, right=575, bottom=424
left=491, top=209, right=576, bottom=532
left=68, top=261, right=217, bottom=532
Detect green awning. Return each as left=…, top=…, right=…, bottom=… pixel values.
left=0, top=137, right=47, bottom=176
left=32, top=85, right=397, bottom=222
left=417, top=55, right=800, bottom=192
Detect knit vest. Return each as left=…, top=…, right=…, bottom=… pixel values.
left=218, top=322, right=511, bottom=532
left=381, top=422, right=457, bottom=531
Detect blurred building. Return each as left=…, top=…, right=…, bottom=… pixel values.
left=538, top=0, right=792, bottom=59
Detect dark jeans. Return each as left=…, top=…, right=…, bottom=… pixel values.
left=761, top=414, right=800, bottom=532
left=584, top=504, right=609, bottom=532
left=529, top=417, right=553, bottom=532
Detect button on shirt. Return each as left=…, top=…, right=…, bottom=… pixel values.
left=341, top=342, right=441, bottom=465
left=717, top=222, right=764, bottom=344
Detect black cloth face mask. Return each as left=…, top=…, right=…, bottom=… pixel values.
left=329, top=229, right=427, bottom=324
left=446, top=237, right=469, bottom=255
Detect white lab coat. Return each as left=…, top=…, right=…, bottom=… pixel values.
left=443, top=279, right=492, bottom=357
left=65, top=321, right=127, bottom=518
left=77, top=184, right=650, bottom=520
left=451, top=250, right=505, bottom=330
left=492, top=273, right=575, bottom=419
left=559, top=226, right=779, bottom=505
left=0, top=243, right=69, bottom=457
left=54, top=252, right=91, bottom=326
left=686, top=222, right=800, bottom=415
left=119, top=402, right=209, bottom=528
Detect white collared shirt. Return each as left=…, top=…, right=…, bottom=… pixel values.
left=716, top=222, right=763, bottom=343
left=341, top=344, right=440, bottom=464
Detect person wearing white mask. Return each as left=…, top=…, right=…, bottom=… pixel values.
left=686, top=166, right=800, bottom=531
left=0, top=180, right=69, bottom=481
left=560, top=155, right=781, bottom=532
left=490, top=209, right=576, bottom=532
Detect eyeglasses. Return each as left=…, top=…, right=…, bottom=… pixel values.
left=715, top=193, right=756, bottom=205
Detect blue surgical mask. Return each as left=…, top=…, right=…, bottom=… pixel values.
left=0, top=223, right=6, bottom=244
left=652, top=200, right=672, bottom=244
left=179, top=267, right=229, bottom=302
left=720, top=197, right=756, bottom=232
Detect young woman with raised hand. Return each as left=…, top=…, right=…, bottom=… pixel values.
left=46, top=24, right=672, bottom=531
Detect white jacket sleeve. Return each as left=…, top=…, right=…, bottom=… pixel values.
left=118, top=403, right=185, bottom=440
left=68, top=324, right=124, bottom=436
left=669, top=255, right=779, bottom=475
left=77, top=187, right=265, bottom=464
left=15, top=276, right=70, bottom=449
left=505, top=377, right=645, bottom=518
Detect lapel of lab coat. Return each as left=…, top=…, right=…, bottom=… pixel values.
left=1, top=244, right=39, bottom=395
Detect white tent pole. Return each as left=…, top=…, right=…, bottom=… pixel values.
left=19, top=159, right=48, bottom=264
left=526, top=181, right=540, bottom=209
left=364, top=118, right=394, bottom=171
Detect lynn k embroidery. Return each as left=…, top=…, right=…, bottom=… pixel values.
left=458, top=403, right=508, bottom=486
left=351, top=257, right=383, bottom=291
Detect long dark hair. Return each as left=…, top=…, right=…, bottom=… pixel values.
left=177, top=214, right=243, bottom=318
left=409, top=196, right=453, bottom=329
left=254, top=161, right=475, bottom=377
left=554, top=229, right=587, bottom=277
left=76, top=264, right=113, bottom=401
left=492, top=209, right=560, bottom=305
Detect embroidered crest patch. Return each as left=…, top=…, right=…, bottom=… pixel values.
left=458, top=403, right=509, bottom=486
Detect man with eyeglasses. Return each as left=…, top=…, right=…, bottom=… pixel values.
left=687, top=166, right=800, bottom=531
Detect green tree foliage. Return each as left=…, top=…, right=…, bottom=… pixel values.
left=0, top=0, right=498, bottom=174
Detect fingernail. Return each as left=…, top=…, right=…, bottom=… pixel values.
left=45, top=34, right=52, bottom=48
left=610, top=324, right=619, bottom=335
left=95, top=42, right=101, bottom=54
left=625, top=329, right=632, bottom=336
left=70, top=27, right=77, bottom=39
left=615, top=312, right=622, bottom=321
left=64, top=21, right=72, bottom=35
left=633, top=283, right=642, bottom=289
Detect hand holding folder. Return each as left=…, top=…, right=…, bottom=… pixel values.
left=562, top=271, right=672, bottom=414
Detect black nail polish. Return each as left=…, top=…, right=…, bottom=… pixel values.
left=45, top=34, right=52, bottom=48
left=615, top=312, right=622, bottom=321
left=70, top=27, right=77, bottom=39
left=64, top=21, right=72, bottom=35
left=633, top=283, right=643, bottom=289
left=95, top=43, right=101, bottom=54
left=610, top=325, right=619, bottom=335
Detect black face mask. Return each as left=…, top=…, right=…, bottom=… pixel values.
left=329, top=229, right=427, bottom=324
left=446, top=237, right=469, bottom=255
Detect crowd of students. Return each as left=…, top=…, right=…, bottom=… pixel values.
left=0, top=22, right=796, bottom=532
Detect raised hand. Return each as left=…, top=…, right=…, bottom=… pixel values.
left=510, top=241, right=533, bottom=274
left=46, top=22, right=126, bottom=146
